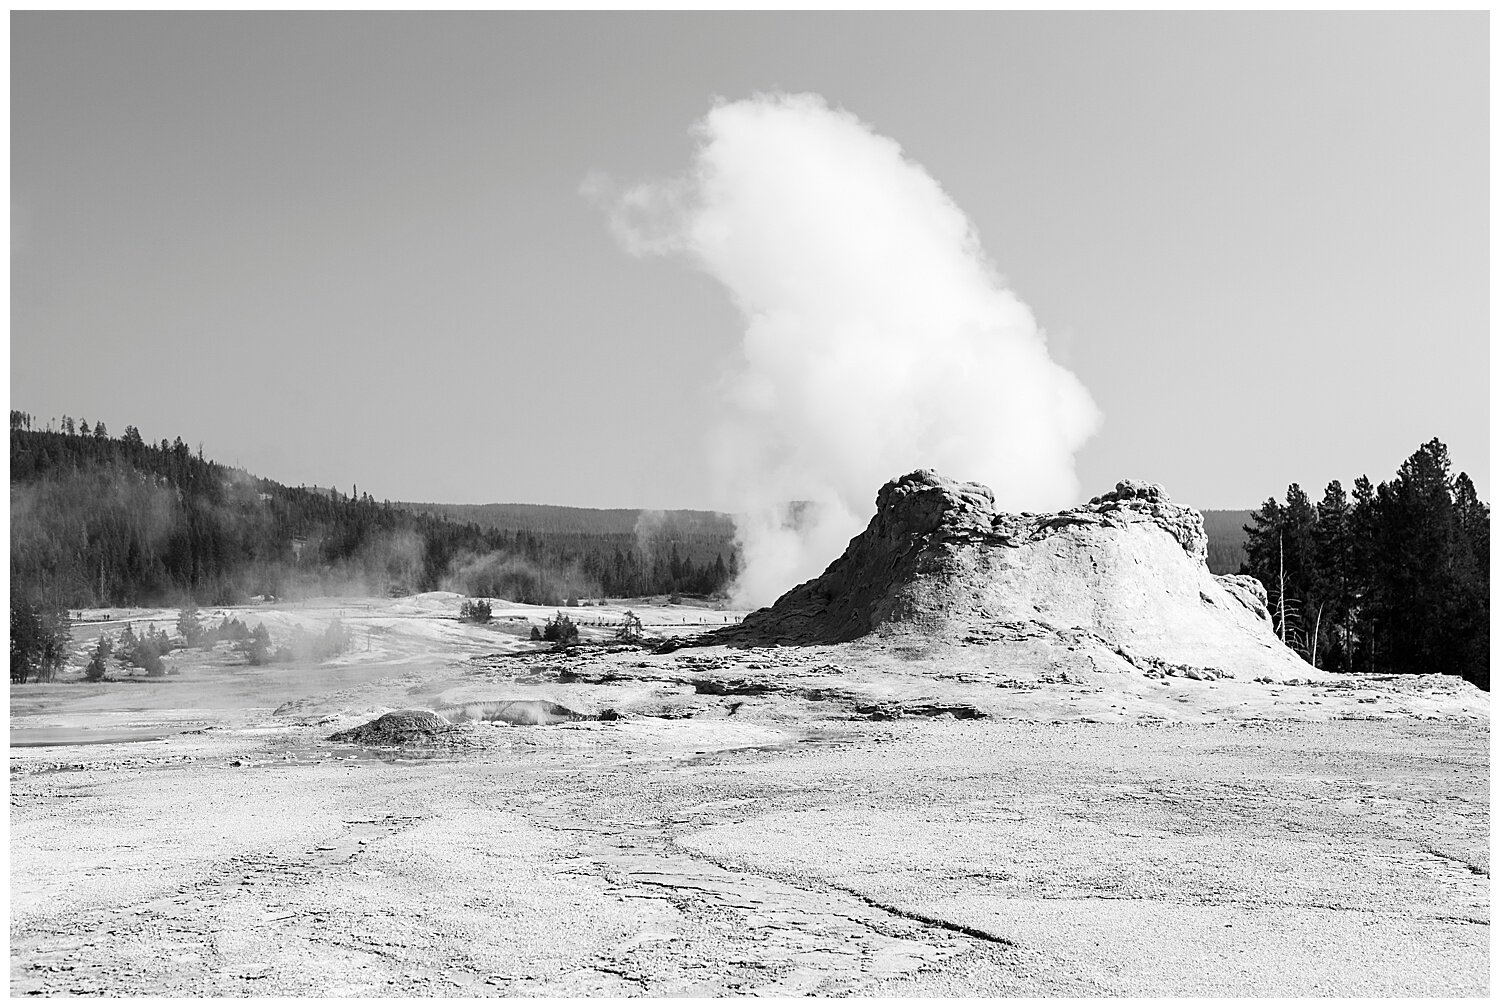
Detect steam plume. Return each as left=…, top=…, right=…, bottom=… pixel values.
left=594, top=93, right=1099, bottom=606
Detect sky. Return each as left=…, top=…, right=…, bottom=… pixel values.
left=11, top=12, right=1489, bottom=511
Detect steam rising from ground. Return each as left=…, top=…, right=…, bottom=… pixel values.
left=593, top=93, right=1099, bottom=606
left=441, top=550, right=598, bottom=606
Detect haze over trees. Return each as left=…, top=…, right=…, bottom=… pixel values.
left=9, top=419, right=738, bottom=612
left=1241, top=438, right=1489, bottom=689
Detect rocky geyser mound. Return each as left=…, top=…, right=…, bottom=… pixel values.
left=328, top=709, right=463, bottom=747
left=721, top=471, right=1314, bottom=680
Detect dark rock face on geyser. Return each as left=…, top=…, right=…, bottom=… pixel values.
left=721, top=471, right=1312, bottom=680
left=328, top=709, right=461, bottom=747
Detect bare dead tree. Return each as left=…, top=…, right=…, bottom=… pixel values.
left=1310, top=602, right=1324, bottom=670
left=1275, top=533, right=1307, bottom=659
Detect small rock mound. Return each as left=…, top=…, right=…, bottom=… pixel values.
left=1090, top=478, right=1168, bottom=505
left=1047, top=478, right=1207, bottom=563
left=327, top=709, right=461, bottom=747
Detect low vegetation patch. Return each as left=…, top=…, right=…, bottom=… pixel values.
left=239, top=618, right=355, bottom=666
left=530, top=611, right=581, bottom=647
left=459, top=599, right=492, bottom=624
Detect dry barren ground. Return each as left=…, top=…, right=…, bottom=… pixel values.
left=9, top=595, right=1489, bottom=996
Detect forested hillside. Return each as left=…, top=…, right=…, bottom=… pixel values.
left=9, top=416, right=736, bottom=610
left=399, top=501, right=729, bottom=537
left=1200, top=510, right=1252, bottom=574
left=399, top=502, right=737, bottom=571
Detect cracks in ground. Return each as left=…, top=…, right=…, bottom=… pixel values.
left=1421, top=848, right=1489, bottom=878
left=817, top=880, right=1017, bottom=948
left=515, top=796, right=1009, bottom=996
left=466, top=649, right=994, bottom=723
left=11, top=814, right=428, bottom=997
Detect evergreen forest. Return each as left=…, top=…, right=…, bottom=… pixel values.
left=1240, top=438, right=1488, bottom=689
left=9, top=414, right=738, bottom=616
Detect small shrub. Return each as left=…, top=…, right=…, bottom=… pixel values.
left=213, top=617, right=250, bottom=643
left=542, top=612, right=579, bottom=646
left=176, top=604, right=205, bottom=647
left=238, top=624, right=273, bottom=666
left=616, top=610, right=645, bottom=644
left=320, top=618, right=354, bottom=657
left=148, top=626, right=174, bottom=656
left=118, top=626, right=173, bottom=675
left=84, top=633, right=113, bottom=682
left=459, top=600, right=492, bottom=624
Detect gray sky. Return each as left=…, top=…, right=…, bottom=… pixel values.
left=11, top=12, right=1488, bottom=510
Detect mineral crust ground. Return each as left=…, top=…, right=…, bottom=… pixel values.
left=8, top=593, right=1489, bottom=997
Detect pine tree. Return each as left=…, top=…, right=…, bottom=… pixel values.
left=10, top=591, right=71, bottom=683
left=176, top=603, right=204, bottom=646
left=1243, top=486, right=1317, bottom=656
left=85, top=633, right=114, bottom=682
left=1346, top=475, right=1382, bottom=672
left=1383, top=440, right=1458, bottom=677
left=240, top=623, right=273, bottom=665
left=1447, top=471, right=1489, bottom=688
left=1280, top=485, right=1317, bottom=655
left=1309, top=481, right=1354, bottom=670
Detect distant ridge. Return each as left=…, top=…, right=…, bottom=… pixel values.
left=395, top=501, right=736, bottom=538
left=398, top=501, right=1253, bottom=575
left=1200, top=510, right=1252, bottom=574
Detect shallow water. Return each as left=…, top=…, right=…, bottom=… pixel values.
left=10, top=726, right=171, bottom=748
left=665, top=729, right=854, bottom=766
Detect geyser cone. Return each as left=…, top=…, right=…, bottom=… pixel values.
left=718, top=470, right=1314, bottom=681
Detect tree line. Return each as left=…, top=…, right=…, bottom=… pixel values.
left=9, top=421, right=739, bottom=615
left=1241, top=438, right=1488, bottom=689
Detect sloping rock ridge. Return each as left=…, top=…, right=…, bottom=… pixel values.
left=720, top=471, right=1314, bottom=680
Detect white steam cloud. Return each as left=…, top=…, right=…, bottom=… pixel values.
left=591, top=93, right=1100, bottom=607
